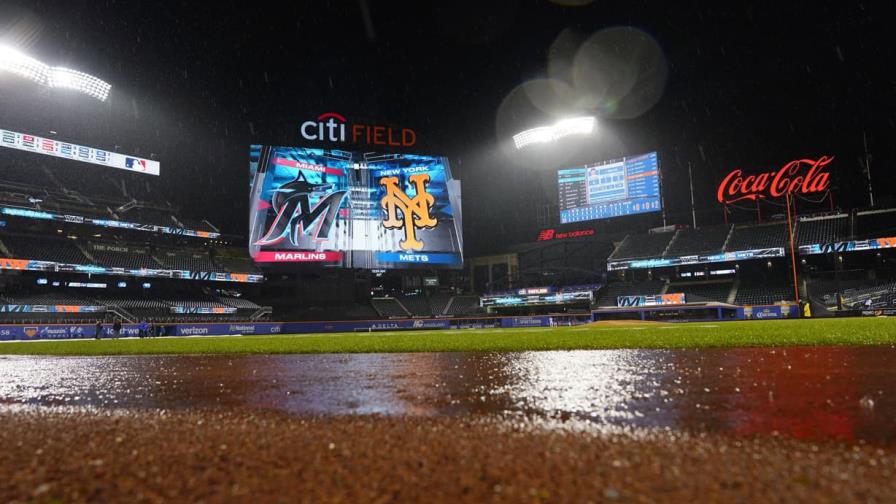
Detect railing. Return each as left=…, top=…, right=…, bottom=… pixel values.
left=250, top=306, right=273, bottom=321
left=106, top=304, right=136, bottom=323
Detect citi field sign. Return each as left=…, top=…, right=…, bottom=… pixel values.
left=300, top=112, right=417, bottom=147
left=717, top=155, right=833, bottom=204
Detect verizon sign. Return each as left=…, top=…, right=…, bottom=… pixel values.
left=717, top=156, right=832, bottom=204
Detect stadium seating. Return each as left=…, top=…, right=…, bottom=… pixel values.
left=734, top=284, right=793, bottom=305
left=345, top=302, right=380, bottom=319
left=668, top=282, right=733, bottom=303
left=156, top=249, right=225, bottom=272
left=795, top=215, right=848, bottom=246
left=664, top=225, right=732, bottom=256
left=90, top=246, right=161, bottom=269
left=1, top=234, right=91, bottom=264
left=218, top=297, right=261, bottom=309
left=854, top=210, right=896, bottom=240
left=3, top=291, right=93, bottom=305
left=725, top=223, right=787, bottom=251
left=609, top=232, right=675, bottom=260
left=397, top=294, right=431, bottom=317
left=444, top=296, right=481, bottom=316
left=371, top=297, right=410, bottom=318
left=214, top=256, right=262, bottom=274
left=429, top=293, right=452, bottom=316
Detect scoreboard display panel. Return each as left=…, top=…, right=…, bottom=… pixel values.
left=558, top=151, right=661, bottom=223
left=249, top=146, right=463, bottom=269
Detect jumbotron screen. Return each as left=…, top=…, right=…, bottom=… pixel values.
left=248, top=146, right=463, bottom=269
left=557, top=151, right=661, bottom=223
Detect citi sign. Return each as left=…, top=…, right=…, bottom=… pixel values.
left=300, top=112, right=417, bottom=147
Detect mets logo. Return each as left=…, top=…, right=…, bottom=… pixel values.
left=24, top=326, right=38, bottom=338
left=380, top=174, right=436, bottom=251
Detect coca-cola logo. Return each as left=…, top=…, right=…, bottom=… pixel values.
left=717, top=156, right=833, bottom=204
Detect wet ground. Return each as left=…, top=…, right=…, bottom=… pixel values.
left=2, top=345, right=894, bottom=445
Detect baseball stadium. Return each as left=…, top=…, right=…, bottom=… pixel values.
left=1, top=2, right=895, bottom=502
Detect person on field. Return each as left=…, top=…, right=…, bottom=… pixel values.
left=113, top=318, right=122, bottom=339
left=95, top=320, right=103, bottom=340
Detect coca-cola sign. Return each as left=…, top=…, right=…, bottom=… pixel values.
left=716, top=156, right=833, bottom=204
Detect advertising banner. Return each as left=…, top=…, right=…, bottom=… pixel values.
left=798, top=236, right=896, bottom=255
left=499, top=316, right=552, bottom=328
left=0, top=206, right=218, bottom=239
left=0, top=305, right=106, bottom=313
left=1, top=128, right=160, bottom=175
left=170, top=307, right=238, bottom=314
left=249, top=146, right=463, bottom=269
left=0, top=257, right=263, bottom=283
left=607, top=247, right=785, bottom=271
left=617, top=293, right=686, bottom=307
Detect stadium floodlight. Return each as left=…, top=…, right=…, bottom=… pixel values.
left=0, top=45, right=111, bottom=102
left=512, top=116, right=596, bottom=149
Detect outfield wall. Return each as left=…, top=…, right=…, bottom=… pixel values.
left=0, top=315, right=591, bottom=341
left=0, top=306, right=804, bottom=341
left=592, top=303, right=799, bottom=322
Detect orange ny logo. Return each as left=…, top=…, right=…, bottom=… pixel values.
left=380, top=174, right=437, bottom=251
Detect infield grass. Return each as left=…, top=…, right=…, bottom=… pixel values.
left=0, top=317, right=894, bottom=356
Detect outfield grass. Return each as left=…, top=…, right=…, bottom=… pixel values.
left=0, top=317, right=894, bottom=356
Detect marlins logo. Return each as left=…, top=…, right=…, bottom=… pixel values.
left=380, top=174, right=436, bottom=251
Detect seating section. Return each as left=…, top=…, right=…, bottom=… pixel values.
left=94, top=297, right=169, bottom=310
left=815, top=280, right=896, bottom=310
left=594, top=280, right=665, bottom=306
left=371, top=298, right=410, bottom=318
left=855, top=211, right=896, bottom=240
left=735, top=284, right=793, bottom=305
left=345, top=303, right=380, bottom=319
left=429, top=293, right=452, bottom=316
left=726, top=223, right=787, bottom=251
left=90, top=247, right=160, bottom=269
left=795, top=216, right=847, bottom=246
left=156, top=250, right=224, bottom=272
left=669, top=282, right=733, bottom=303
left=1, top=234, right=90, bottom=264
left=214, top=256, right=262, bottom=274
left=219, top=297, right=261, bottom=309
left=445, top=296, right=481, bottom=316
left=3, top=291, right=93, bottom=305
left=397, top=294, right=431, bottom=317
left=610, top=232, right=675, bottom=260
left=664, top=225, right=731, bottom=256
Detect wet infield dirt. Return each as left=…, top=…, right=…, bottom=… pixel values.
left=2, top=346, right=896, bottom=501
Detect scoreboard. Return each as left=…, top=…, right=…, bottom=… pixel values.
left=558, top=151, right=661, bottom=223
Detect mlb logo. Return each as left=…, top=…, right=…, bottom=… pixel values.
left=125, top=157, right=147, bottom=171
left=24, top=327, right=38, bottom=338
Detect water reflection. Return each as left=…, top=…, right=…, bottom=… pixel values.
left=0, top=346, right=894, bottom=444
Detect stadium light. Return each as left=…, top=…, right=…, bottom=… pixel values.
left=512, top=116, right=596, bottom=149
left=0, top=45, right=111, bottom=102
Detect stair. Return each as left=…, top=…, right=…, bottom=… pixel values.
left=728, top=279, right=740, bottom=304
left=661, top=230, right=681, bottom=257
left=443, top=296, right=455, bottom=316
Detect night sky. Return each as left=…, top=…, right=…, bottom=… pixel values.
left=1, top=1, right=893, bottom=256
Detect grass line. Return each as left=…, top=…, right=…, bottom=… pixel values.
left=0, top=318, right=894, bottom=356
